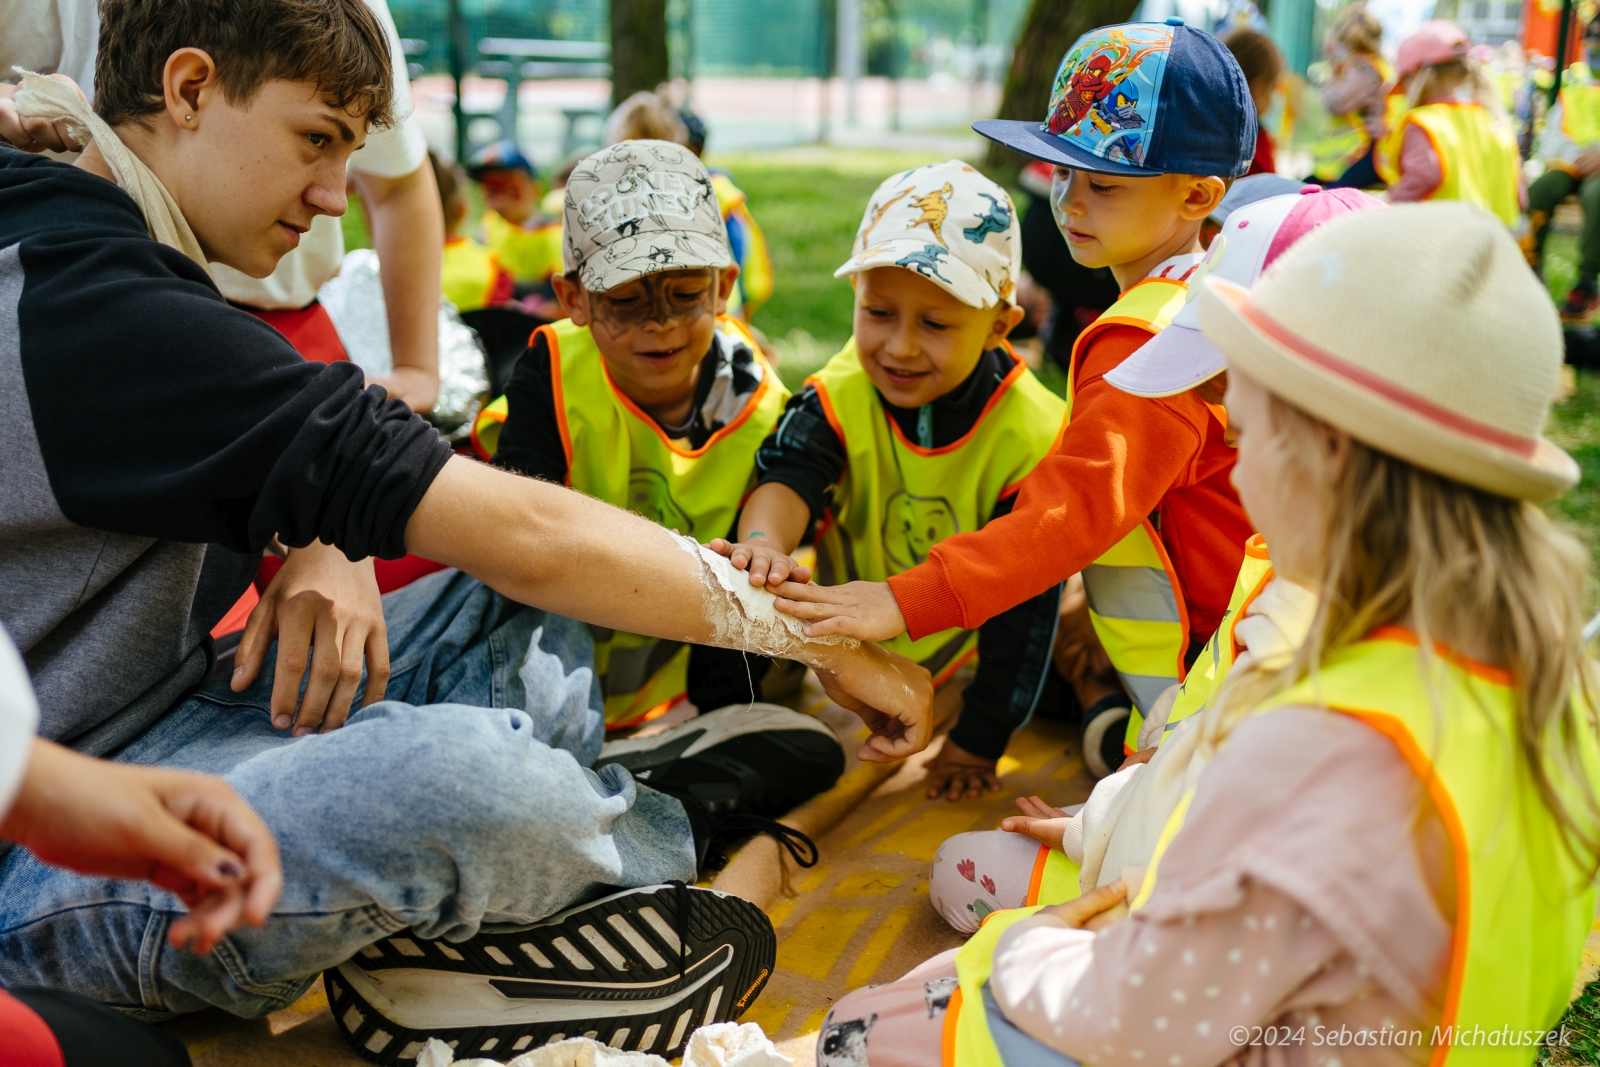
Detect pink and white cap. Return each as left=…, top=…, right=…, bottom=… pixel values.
left=1105, top=185, right=1385, bottom=399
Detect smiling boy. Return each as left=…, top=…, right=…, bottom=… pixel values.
left=772, top=23, right=1260, bottom=778
left=474, top=140, right=800, bottom=728
left=714, top=162, right=1068, bottom=800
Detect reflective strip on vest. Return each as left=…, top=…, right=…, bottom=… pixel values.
left=1128, top=631, right=1599, bottom=1066
left=1064, top=276, right=1195, bottom=724
left=809, top=338, right=1067, bottom=672
left=1379, top=103, right=1520, bottom=225
left=1125, top=534, right=1274, bottom=751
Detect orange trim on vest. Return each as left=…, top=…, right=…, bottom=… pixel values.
left=1243, top=533, right=1270, bottom=560
left=1228, top=564, right=1275, bottom=663
left=1366, top=625, right=1515, bottom=686
left=942, top=986, right=964, bottom=1067
left=1024, top=843, right=1052, bottom=907
left=1326, top=703, right=1471, bottom=1067
left=932, top=644, right=981, bottom=689
left=540, top=324, right=578, bottom=487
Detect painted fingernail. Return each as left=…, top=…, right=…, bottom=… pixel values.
left=217, top=859, right=245, bottom=880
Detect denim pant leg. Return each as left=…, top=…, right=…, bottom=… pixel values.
left=0, top=573, right=693, bottom=1019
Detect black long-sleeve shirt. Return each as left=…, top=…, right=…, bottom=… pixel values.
left=0, top=148, right=451, bottom=753
left=753, top=349, right=1062, bottom=760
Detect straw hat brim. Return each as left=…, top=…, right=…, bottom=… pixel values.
left=1199, top=277, right=1580, bottom=502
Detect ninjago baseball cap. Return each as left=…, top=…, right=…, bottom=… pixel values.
left=974, top=20, right=1256, bottom=179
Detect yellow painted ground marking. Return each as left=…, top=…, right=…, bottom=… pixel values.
left=874, top=806, right=990, bottom=863
left=286, top=989, right=328, bottom=1014
left=1002, top=729, right=1067, bottom=775
left=185, top=1034, right=240, bottom=1056
left=777, top=905, right=875, bottom=980
left=841, top=796, right=921, bottom=848
left=1052, top=754, right=1086, bottom=781
left=740, top=993, right=794, bottom=1038
left=846, top=905, right=915, bottom=990
left=796, top=865, right=832, bottom=894
left=831, top=870, right=905, bottom=898
left=767, top=898, right=798, bottom=929
left=801, top=1003, right=833, bottom=1036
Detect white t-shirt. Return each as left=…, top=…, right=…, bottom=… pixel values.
left=0, top=626, right=39, bottom=820
left=6, top=0, right=430, bottom=310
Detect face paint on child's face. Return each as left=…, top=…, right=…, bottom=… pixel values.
left=852, top=267, right=1012, bottom=411
left=1225, top=368, right=1330, bottom=589
left=586, top=267, right=731, bottom=417
left=160, top=78, right=366, bottom=278
left=1050, top=167, right=1201, bottom=271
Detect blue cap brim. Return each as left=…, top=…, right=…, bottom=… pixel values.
left=971, top=118, right=1166, bottom=177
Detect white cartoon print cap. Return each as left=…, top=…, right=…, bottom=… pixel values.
left=834, top=159, right=1022, bottom=310
left=562, top=139, right=733, bottom=293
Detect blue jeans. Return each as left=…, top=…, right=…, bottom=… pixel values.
left=0, top=569, right=695, bottom=1021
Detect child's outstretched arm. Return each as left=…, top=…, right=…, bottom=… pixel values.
left=772, top=578, right=908, bottom=642
left=707, top=481, right=813, bottom=588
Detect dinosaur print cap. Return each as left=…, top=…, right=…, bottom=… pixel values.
left=562, top=139, right=732, bottom=293
left=834, top=160, right=1021, bottom=309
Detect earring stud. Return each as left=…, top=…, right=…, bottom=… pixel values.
left=185, top=114, right=193, bottom=122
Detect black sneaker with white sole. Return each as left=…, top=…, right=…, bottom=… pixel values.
left=1081, top=694, right=1133, bottom=780
left=595, top=703, right=844, bottom=872
left=326, top=882, right=775, bottom=1064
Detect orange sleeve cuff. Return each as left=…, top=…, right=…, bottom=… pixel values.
left=888, top=560, right=967, bottom=641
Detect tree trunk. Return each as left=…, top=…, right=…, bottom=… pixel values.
left=610, top=0, right=671, bottom=108
left=986, top=0, right=1143, bottom=172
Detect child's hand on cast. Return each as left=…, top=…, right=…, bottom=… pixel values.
left=707, top=535, right=811, bottom=589
left=772, top=579, right=908, bottom=642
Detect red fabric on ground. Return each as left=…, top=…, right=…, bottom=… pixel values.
left=888, top=324, right=1253, bottom=647
left=0, top=991, right=64, bottom=1067
left=243, top=301, right=349, bottom=365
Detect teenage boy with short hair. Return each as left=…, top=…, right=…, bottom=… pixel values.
left=0, top=0, right=930, bottom=1055
left=771, top=22, right=1258, bottom=778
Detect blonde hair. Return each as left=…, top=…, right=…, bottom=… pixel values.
left=1205, top=395, right=1600, bottom=874
left=1406, top=55, right=1508, bottom=125
left=603, top=91, right=688, bottom=146
left=1333, top=7, right=1384, bottom=56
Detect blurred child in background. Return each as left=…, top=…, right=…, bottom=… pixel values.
left=1224, top=28, right=1284, bottom=175
left=1313, top=5, right=1395, bottom=187
left=466, top=139, right=564, bottom=292
left=429, top=150, right=513, bottom=313
left=1378, top=20, right=1521, bottom=224
left=1526, top=15, right=1600, bottom=321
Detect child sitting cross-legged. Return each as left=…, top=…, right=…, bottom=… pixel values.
left=818, top=202, right=1600, bottom=1067
left=711, top=161, right=1069, bottom=800
left=472, top=140, right=831, bottom=750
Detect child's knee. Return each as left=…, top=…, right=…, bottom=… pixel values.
left=929, top=830, right=1042, bottom=934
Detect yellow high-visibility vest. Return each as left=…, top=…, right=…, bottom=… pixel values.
left=1377, top=102, right=1521, bottom=225
left=479, top=209, right=564, bottom=284
left=809, top=340, right=1067, bottom=683
left=441, top=237, right=506, bottom=313
left=475, top=316, right=788, bottom=726
left=1309, top=56, right=1399, bottom=182
left=953, top=629, right=1600, bottom=1066
left=710, top=171, right=774, bottom=318
left=1066, top=276, right=1198, bottom=729
left=1561, top=82, right=1600, bottom=146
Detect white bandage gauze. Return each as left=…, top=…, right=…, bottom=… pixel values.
left=12, top=68, right=211, bottom=277
left=672, top=534, right=857, bottom=661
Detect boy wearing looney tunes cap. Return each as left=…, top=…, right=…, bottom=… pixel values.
left=471, top=140, right=793, bottom=728
left=768, top=22, right=1262, bottom=779
left=711, top=162, right=1069, bottom=801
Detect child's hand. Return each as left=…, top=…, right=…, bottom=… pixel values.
left=1014, top=794, right=1071, bottom=820
left=707, top=536, right=811, bottom=589
left=924, top=738, right=1002, bottom=801
left=1040, top=879, right=1128, bottom=931
left=772, top=579, right=908, bottom=642
left=999, top=814, right=1071, bottom=850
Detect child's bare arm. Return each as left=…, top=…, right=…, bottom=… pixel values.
left=707, top=481, right=814, bottom=588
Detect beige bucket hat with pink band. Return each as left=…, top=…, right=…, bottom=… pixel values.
left=1198, top=201, right=1579, bottom=502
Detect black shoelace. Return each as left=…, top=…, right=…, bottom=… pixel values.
left=712, top=814, right=820, bottom=869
